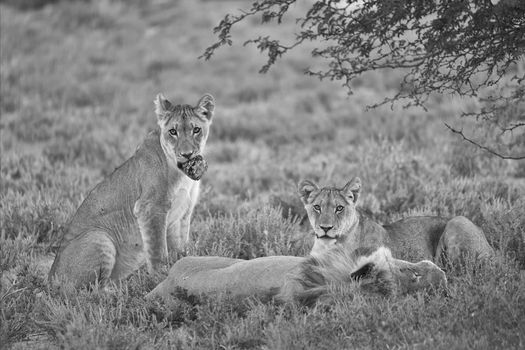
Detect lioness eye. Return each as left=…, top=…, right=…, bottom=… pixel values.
left=169, top=128, right=177, bottom=136
left=193, top=127, right=201, bottom=134
left=336, top=205, right=344, bottom=212
left=313, top=204, right=321, bottom=212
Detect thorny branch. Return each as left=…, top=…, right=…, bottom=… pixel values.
left=444, top=123, right=525, bottom=160
left=204, top=0, right=525, bottom=159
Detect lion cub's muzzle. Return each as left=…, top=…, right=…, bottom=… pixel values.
left=178, top=150, right=195, bottom=160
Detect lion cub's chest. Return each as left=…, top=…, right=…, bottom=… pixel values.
left=166, top=175, right=197, bottom=223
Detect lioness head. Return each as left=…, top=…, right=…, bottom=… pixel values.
left=392, top=259, right=448, bottom=295
left=154, top=93, right=214, bottom=171
left=298, top=177, right=361, bottom=256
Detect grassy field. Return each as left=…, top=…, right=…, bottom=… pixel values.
left=1, top=0, right=524, bottom=349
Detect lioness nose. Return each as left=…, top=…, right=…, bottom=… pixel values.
left=320, top=225, right=333, bottom=233
left=180, top=151, right=194, bottom=159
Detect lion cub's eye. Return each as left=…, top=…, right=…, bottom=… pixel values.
left=168, top=128, right=177, bottom=136
left=336, top=205, right=344, bottom=213
left=193, top=127, right=201, bottom=134
left=313, top=204, right=321, bottom=212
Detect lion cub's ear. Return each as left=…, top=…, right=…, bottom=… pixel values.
left=154, top=93, right=174, bottom=122
left=342, top=177, right=361, bottom=203
left=298, top=180, right=319, bottom=204
left=197, top=94, right=215, bottom=121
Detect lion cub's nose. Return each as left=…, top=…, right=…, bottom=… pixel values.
left=319, top=225, right=333, bottom=233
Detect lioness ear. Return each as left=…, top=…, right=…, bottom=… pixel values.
left=350, top=262, right=375, bottom=281
left=342, top=177, right=361, bottom=203
left=298, top=180, right=319, bottom=204
left=154, top=93, right=173, bottom=121
left=197, top=93, right=215, bottom=121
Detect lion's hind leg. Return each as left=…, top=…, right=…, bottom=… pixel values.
left=49, top=231, right=117, bottom=288
left=435, top=216, right=494, bottom=267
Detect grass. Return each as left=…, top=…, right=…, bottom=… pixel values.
left=1, top=0, right=524, bottom=349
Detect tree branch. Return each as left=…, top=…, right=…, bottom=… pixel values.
left=204, top=0, right=525, bottom=159
left=444, top=123, right=525, bottom=160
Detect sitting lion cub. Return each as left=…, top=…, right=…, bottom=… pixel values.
left=49, top=94, right=215, bottom=287
left=298, top=177, right=494, bottom=264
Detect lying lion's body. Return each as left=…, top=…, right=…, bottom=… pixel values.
left=148, top=255, right=304, bottom=299
left=49, top=94, right=215, bottom=287
left=146, top=246, right=447, bottom=305
left=337, top=211, right=449, bottom=261
left=298, top=178, right=494, bottom=264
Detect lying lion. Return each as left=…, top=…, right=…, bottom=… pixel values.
left=298, top=177, right=494, bottom=264
left=146, top=246, right=447, bottom=305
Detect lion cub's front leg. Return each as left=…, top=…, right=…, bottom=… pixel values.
left=166, top=201, right=194, bottom=254
left=166, top=220, right=182, bottom=253
left=134, top=199, right=169, bottom=274
left=166, top=182, right=200, bottom=254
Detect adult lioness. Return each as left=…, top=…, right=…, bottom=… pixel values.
left=146, top=246, right=447, bottom=305
left=49, top=93, right=215, bottom=287
left=298, top=177, right=494, bottom=264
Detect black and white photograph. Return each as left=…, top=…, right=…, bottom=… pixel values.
left=1, top=0, right=524, bottom=349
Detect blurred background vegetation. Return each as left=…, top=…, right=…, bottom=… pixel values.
left=1, top=0, right=524, bottom=349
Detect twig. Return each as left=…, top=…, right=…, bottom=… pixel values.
left=444, top=123, right=525, bottom=160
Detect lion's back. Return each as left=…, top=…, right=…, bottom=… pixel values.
left=60, top=132, right=165, bottom=245
left=383, top=216, right=448, bottom=260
